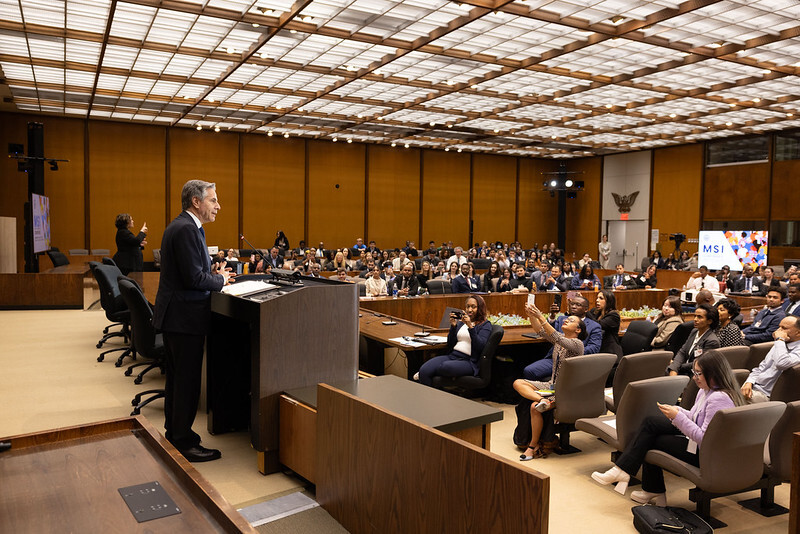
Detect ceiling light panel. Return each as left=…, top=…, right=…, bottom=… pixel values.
left=576, top=132, right=641, bottom=144
left=566, top=114, right=644, bottom=129
left=625, top=123, right=698, bottom=136
left=193, top=58, right=236, bottom=79
left=26, top=35, right=65, bottom=63
left=459, top=118, right=525, bottom=131
left=146, top=9, right=198, bottom=47
left=122, top=78, right=156, bottom=94
left=149, top=80, right=185, bottom=98
left=162, top=54, right=208, bottom=78
left=519, top=126, right=585, bottom=139
left=206, top=0, right=253, bottom=13
left=109, top=3, right=157, bottom=41
left=331, top=81, right=431, bottom=103
left=423, top=93, right=515, bottom=113
left=634, top=97, right=726, bottom=116
left=742, top=38, right=800, bottom=67
left=225, top=63, right=266, bottom=85
left=0, top=33, right=29, bottom=57
left=632, top=59, right=770, bottom=91
left=542, top=40, right=686, bottom=78
left=702, top=108, right=785, bottom=125
left=218, top=27, right=265, bottom=53
left=20, top=0, right=65, bottom=28
left=499, top=105, right=583, bottom=121
left=67, top=0, right=112, bottom=33
left=32, top=66, right=65, bottom=85
left=65, top=70, right=96, bottom=87
left=182, top=16, right=238, bottom=51
left=66, top=39, right=102, bottom=65
left=0, top=1, right=21, bottom=22
left=132, top=49, right=176, bottom=74
left=707, top=79, right=800, bottom=102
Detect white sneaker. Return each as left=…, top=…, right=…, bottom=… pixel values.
left=413, top=372, right=420, bottom=381
left=631, top=490, right=667, bottom=506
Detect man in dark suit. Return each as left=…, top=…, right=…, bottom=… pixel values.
left=743, top=286, right=787, bottom=345
left=264, top=247, right=284, bottom=270
left=604, top=264, right=636, bottom=290
left=451, top=263, right=480, bottom=293
left=509, top=263, right=531, bottom=292
left=731, top=264, right=763, bottom=294
left=153, top=180, right=232, bottom=462
left=781, top=283, right=800, bottom=318
left=391, top=263, right=420, bottom=296
left=537, top=264, right=566, bottom=292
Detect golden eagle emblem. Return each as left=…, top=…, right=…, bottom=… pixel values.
left=612, top=191, right=639, bottom=213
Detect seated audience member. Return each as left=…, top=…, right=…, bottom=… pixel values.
left=561, top=262, right=574, bottom=282
left=522, top=296, right=602, bottom=381
left=260, top=247, right=281, bottom=271
left=538, top=265, right=566, bottom=292
left=784, top=265, right=798, bottom=282
left=354, top=237, right=366, bottom=251
left=742, top=286, right=787, bottom=344
left=359, top=259, right=376, bottom=278
left=664, top=252, right=678, bottom=270
left=578, top=253, right=593, bottom=269
left=731, top=264, right=761, bottom=294
left=783, top=283, right=800, bottom=317
left=651, top=296, right=684, bottom=349
left=447, top=247, right=468, bottom=269
left=416, top=260, right=434, bottom=291
left=513, top=302, right=587, bottom=460
left=649, top=250, right=665, bottom=270
left=452, top=263, right=480, bottom=293
left=693, top=288, right=715, bottom=309
left=274, top=230, right=289, bottom=251
left=741, top=316, right=800, bottom=402
left=402, top=241, right=418, bottom=257
left=497, top=267, right=513, bottom=293
left=530, top=262, right=549, bottom=286
left=336, top=269, right=352, bottom=283
left=716, top=264, right=732, bottom=283
left=684, top=265, right=720, bottom=292
left=715, top=299, right=745, bottom=347
left=391, top=262, right=419, bottom=296
left=482, top=262, right=501, bottom=292
left=366, top=240, right=380, bottom=255
left=587, top=290, right=623, bottom=361
left=788, top=271, right=800, bottom=286
left=496, top=251, right=510, bottom=271
left=293, top=240, right=306, bottom=258
left=592, top=351, right=744, bottom=505
left=571, top=263, right=601, bottom=290
left=392, top=250, right=411, bottom=271
left=365, top=266, right=387, bottom=296
left=421, top=248, right=439, bottom=266
left=307, top=263, right=323, bottom=278
left=759, top=267, right=780, bottom=295
left=224, top=248, right=238, bottom=262
left=341, top=247, right=356, bottom=270
left=383, top=264, right=396, bottom=287
left=443, top=261, right=459, bottom=281
left=416, top=296, right=492, bottom=386
left=212, top=250, right=226, bottom=266
left=676, top=250, right=691, bottom=271
left=433, top=260, right=446, bottom=278
left=509, top=263, right=532, bottom=293
left=667, top=304, right=720, bottom=376
left=633, top=264, right=658, bottom=289
left=604, top=264, right=636, bottom=290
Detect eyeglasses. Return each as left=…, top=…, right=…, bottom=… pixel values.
left=692, top=369, right=703, bottom=377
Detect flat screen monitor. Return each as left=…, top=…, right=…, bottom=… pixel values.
left=31, top=193, right=51, bottom=254
left=698, top=230, right=768, bottom=271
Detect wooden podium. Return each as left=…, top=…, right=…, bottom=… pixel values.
left=206, top=276, right=358, bottom=474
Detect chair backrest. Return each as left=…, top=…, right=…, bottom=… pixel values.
left=46, top=249, right=69, bottom=267
left=767, top=400, right=800, bottom=480
left=666, top=320, right=694, bottom=355
left=747, top=341, right=773, bottom=370
left=611, top=351, right=673, bottom=411
left=92, top=263, right=127, bottom=318
left=697, top=401, right=785, bottom=493
left=471, top=258, right=491, bottom=269
left=153, top=248, right=162, bottom=270
left=475, top=325, right=504, bottom=383
left=102, top=257, right=117, bottom=267
left=426, top=279, right=451, bottom=295
left=91, top=248, right=110, bottom=255
left=769, top=363, right=800, bottom=403
left=615, top=376, right=689, bottom=450
left=716, top=345, right=750, bottom=369
left=439, top=307, right=466, bottom=328
left=553, top=353, right=617, bottom=424
left=356, top=281, right=366, bottom=297
left=118, top=278, right=158, bottom=358
left=68, top=248, right=89, bottom=255
left=620, top=320, right=658, bottom=355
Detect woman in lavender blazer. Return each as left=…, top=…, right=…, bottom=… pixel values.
left=590, top=350, right=745, bottom=506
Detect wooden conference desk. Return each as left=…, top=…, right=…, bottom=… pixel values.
left=0, top=263, right=90, bottom=309
left=279, top=374, right=503, bottom=484
left=0, top=417, right=255, bottom=533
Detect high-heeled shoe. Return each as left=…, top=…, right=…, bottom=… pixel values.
left=520, top=445, right=547, bottom=461
left=631, top=490, right=666, bottom=506
left=590, top=466, right=630, bottom=495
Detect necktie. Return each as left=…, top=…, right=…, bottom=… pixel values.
left=746, top=278, right=751, bottom=291
left=199, top=226, right=205, bottom=240
left=616, top=275, right=622, bottom=286
left=700, top=280, right=704, bottom=288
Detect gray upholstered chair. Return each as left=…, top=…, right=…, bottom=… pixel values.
left=46, top=249, right=69, bottom=267
left=716, top=345, right=750, bottom=369
left=605, top=351, right=673, bottom=413
left=426, top=279, right=452, bottom=294
left=576, top=375, right=689, bottom=458
left=91, top=248, right=110, bottom=255
left=356, top=281, right=366, bottom=296
left=68, top=248, right=89, bottom=255
left=643, top=401, right=785, bottom=527
left=679, top=367, right=750, bottom=409
left=152, top=248, right=161, bottom=270
left=747, top=341, right=773, bottom=370
left=431, top=324, right=504, bottom=395
left=550, top=353, right=617, bottom=453
left=620, top=320, right=658, bottom=355
left=740, top=400, right=800, bottom=516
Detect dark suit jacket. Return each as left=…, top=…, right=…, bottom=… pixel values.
left=113, top=227, right=146, bottom=274
left=153, top=211, right=224, bottom=335
left=667, top=328, right=721, bottom=375
left=452, top=274, right=480, bottom=293
left=538, top=273, right=566, bottom=292
left=603, top=273, right=636, bottom=290
left=743, top=308, right=786, bottom=343
left=732, top=275, right=763, bottom=294
left=782, top=299, right=800, bottom=318
left=265, top=254, right=284, bottom=270
left=390, top=275, right=419, bottom=295
left=633, top=273, right=657, bottom=289
left=509, top=276, right=531, bottom=292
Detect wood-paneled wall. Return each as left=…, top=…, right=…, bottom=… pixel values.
left=471, top=153, right=517, bottom=245
left=704, top=161, right=771, bottom=221
left=565, top=156, right=603, bottom=258
left=367, top=145, right=420, bottom=248
left=652, top=144, right=703, bottom=256
left=420, top=150, right=471, bottom=247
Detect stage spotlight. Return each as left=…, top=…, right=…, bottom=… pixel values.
left=565, top=179, right=573, bottom=187
left=48, top=160, right=58, bottom=171
left=549, top=180, right=557, bottom=187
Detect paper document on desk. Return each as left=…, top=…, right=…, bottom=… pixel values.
left=423, top=335, right=447, bottom=343
left=221, top=280, right=279, bottom=297
left=390, top=337, right=426, bottom=348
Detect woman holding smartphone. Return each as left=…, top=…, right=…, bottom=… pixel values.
left=415, top=295, right=492, bottom=387
left=591, top=350, right=744, bottom=505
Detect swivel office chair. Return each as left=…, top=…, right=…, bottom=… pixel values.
left=90, top=262, right=133, bottom=366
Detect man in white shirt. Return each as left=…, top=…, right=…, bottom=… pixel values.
left=684, top=265, right=720, bottom=292
left=446, top=247, right=468, bottom=269
left=741, top=316, right=800, bottom=402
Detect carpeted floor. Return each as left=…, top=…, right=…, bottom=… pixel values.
left=0, top=306, right=791, bottom=533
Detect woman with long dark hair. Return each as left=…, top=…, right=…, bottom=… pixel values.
left=587, top=290, right=623, bottom=360
left=592, top=350, right=745, bottom=505
left=571, top=263, right=600, bottom=290
left=483, top=261, right=501, bottom=292
left=416, top=295, right=492, bottom=386
left=651, top=296, right=684, bottom=348
left=112, top=213, right=147, bottom=275
left=667, top=304, right=721, bottom=376
left=273, top=230, right=289, bottom=251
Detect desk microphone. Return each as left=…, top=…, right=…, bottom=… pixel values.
left=415, top=310, right=431, bottom=337
left=240, top=234, right=266, bottom=267
left=382, top=315, right=397, bottom=326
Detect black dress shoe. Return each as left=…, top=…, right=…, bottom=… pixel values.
left=178, top=445, right=221, bottom=462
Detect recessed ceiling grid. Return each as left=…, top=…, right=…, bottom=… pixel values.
left=2, top=0, right=800, bottom=156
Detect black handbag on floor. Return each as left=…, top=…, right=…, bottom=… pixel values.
left=632, top=505, right=713, bottom=534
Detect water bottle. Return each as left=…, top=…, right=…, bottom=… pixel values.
left=750, top=308, right=756, bottom=321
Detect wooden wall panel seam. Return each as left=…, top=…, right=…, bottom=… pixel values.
left=83, top=119, right=90, bottom=249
